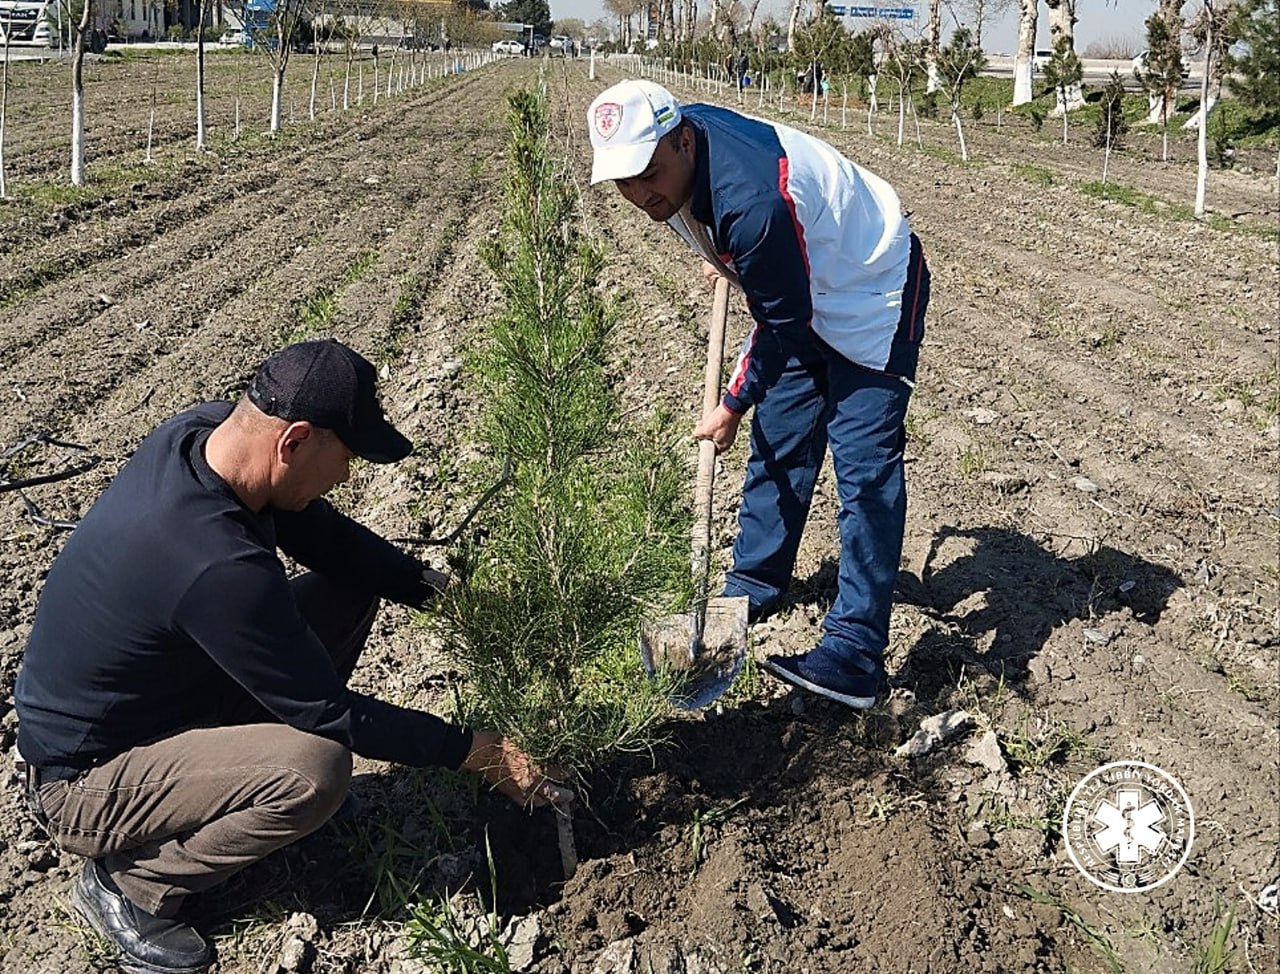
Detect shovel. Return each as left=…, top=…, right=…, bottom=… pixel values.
left=640, top=276, right=750, bottom=710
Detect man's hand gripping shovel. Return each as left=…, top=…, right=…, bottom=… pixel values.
left=639, top=276, right=750, bottom=709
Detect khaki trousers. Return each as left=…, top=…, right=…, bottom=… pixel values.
left=34, top=572, right=375, bottom=916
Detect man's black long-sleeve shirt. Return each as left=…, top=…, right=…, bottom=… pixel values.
left=16, top=402, right=471, bottom=778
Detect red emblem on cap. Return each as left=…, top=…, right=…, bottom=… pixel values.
left=594, top=102, right=623, bottom=140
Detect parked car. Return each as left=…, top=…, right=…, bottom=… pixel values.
left=1031, top=48, right=1053, bottom=73
left=1130, top=50, right=1190, bottom=79
left=549, top=34, right=573, bottom=56
left=219, top=29, right=246, bottom=46
left=491, top=38, right=524, bottom=55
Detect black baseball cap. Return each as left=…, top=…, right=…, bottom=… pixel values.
left=247, top=339, right=412, bottom=464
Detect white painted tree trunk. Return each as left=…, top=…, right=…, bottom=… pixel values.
left=1045, top=0, right=1084, bottom=110
left=1012, top=0, right=1036, bottom=106
left=0, top=32, right=9, bottom=199
left=952, top=109, right=969, bottom=161
left=195, top=1, right=208, bottom=152
left=926, top=0, right=941, bottom=93
left=145, top=63, right=156, bottom=163
left=310, top=49, right=320, bottom=121
left=1194, top=5, right=1214, bottom=219
left=270, top=70, right=284, bottom=133
left=69, top=0, right=91, bottom=187
left=786, top=0, right=803, bottom=52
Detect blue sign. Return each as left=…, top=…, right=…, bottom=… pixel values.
left=844, top=5, right=916, bottom=18
left=828, top=4, right=847, bottom=13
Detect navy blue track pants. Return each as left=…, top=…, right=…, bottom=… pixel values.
left=725, top=233, right=929, bottom=680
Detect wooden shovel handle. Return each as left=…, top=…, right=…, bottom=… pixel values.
left=691, top=276, right=731, bottom=595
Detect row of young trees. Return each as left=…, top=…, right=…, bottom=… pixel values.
left=0, top=0, right=517, bottom=196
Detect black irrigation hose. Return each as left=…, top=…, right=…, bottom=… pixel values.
left=1, top=434, right=100, bottom=529
left=18, top=492, right=80, bottom=531
left=0, top=459, right=102, bottom=494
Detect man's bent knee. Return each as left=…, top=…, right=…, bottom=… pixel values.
left=259, top=727, right=352, bottom=833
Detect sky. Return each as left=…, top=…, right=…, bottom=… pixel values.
left=550, top=0, right=1159, bottom=53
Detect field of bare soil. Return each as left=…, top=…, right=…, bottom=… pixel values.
left=0, top=49, right=1276, bottom=974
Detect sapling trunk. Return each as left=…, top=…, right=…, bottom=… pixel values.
left=195, top=0, right=208, bottom=151
left=556, top=804, right=578, bottom=880
left=69, top=0, right=91, bottom=186
left=146, top=61, right=157, bottom=163
left=1, top=25, right=11, bottom=198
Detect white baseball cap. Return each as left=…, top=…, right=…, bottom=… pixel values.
left=587, top=80, right=682, bottom=185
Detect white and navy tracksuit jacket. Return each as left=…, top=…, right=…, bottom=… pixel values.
left=668, top=104, right=926, bottom=415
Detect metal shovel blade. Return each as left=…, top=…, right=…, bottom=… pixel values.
left=639, top=595, right=750, bottom=710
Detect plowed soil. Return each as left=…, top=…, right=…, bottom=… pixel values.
left=0, top=51, right=1276, bottom=974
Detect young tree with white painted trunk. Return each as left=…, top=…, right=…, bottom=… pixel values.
left=1012, top=0, right=1036, bottom=106
left=935, top=25, right=984, bottom=160
left=1189, top=0, right=1236, bottom=217
left=195, top=0, right=212, bottom=150
left=0, top=7, right=12, bottom=198
left=1183, top=0, right=1234, bottom=132
left=257, top=0, right=309, bottom=134
left=69, top=0, right=91, bottom=185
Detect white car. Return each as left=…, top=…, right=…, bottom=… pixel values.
left=491, top=39, right=524, bottom=55
left=218, top=29, right=246, bottom=47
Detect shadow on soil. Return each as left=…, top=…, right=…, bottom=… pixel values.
left=794, top=524, right=1183, bottom=707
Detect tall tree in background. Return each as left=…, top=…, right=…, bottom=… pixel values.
left=1012, top=0, right=1036, bottom=106
left=500, top=0, right=552, bottom=35
left=951, top=0, right=1016, bottom=51
left=1135, top=4, right=1185, bottom=157
left=604, top=0, right=641, bottom=47
left=786, top=0, right=804, bottom=52
left=925, top=0, right=940, bottom=91
left=1225, top=0, right=1279, bottom=182
left=1043, top=0, right=1083, bottom=109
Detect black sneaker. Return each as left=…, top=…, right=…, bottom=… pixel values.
left=71, top=858, right=211, bottom=974
left=762, top=652, right=881, bottom=710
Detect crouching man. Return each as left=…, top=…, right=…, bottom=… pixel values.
left=14, top=339, right=567, bottom=974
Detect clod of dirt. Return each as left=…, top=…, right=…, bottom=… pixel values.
left=895, top=709, right=972, bottom=757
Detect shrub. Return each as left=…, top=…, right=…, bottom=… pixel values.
left=1093, top=70, right=1129, bottom=149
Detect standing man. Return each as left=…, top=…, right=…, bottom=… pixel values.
left=14, top=339, right=568, bottom=974
left=587, top=80, right=929, bottom=710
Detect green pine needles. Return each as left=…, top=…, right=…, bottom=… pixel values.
left=431, top=88, right=690, bottom=776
